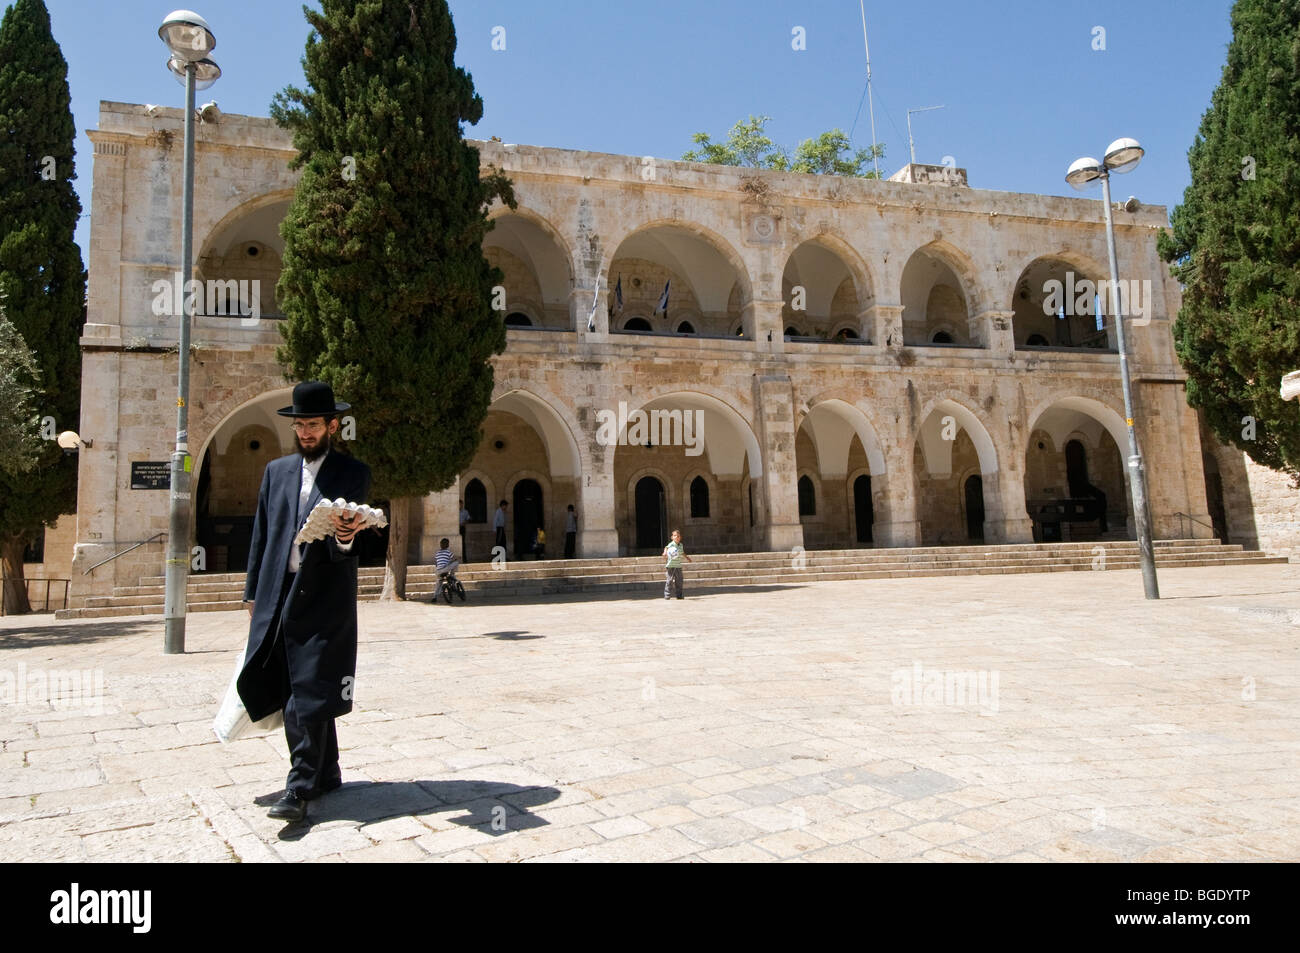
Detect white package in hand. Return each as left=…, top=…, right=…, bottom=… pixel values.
left=294, top=498, right=387, bottom=545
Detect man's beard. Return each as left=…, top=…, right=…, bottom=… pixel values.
left=295, top=431, right=331, bottom=461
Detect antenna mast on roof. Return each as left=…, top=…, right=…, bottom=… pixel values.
left=860, top=0, right=880, bottom=178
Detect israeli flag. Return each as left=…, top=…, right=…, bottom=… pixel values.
left=654, top=280, right=670, bottom=317
left=615, top=274, right=624, bottom=313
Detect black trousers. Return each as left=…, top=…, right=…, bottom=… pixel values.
left=565, top=531, right=576, bottom=559
left=275, top=571, right=340, bottom=799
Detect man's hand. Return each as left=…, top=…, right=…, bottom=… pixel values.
left=330, top=512, right=360, bottom=543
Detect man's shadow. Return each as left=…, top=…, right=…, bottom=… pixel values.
left=258, top=779, right=561, bottom=841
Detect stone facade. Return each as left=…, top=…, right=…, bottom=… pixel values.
left=70, top=99, right=1292, bottom=606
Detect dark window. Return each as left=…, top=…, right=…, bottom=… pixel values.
left=623, top=317, right=652, bottom=332
left=465, top=479, right=487, bottom=522
left=690, top=476, right=710, bottom=518
left=931, top=331, right=954, bottom=344
left=785, top=326, right=803, bottom=337
left=1026, top=333, right=1049, bottom=346
left=835, top=328, right=859, bottom=341
left=504, top=312, right=532, bottom=326
left=798, top=475, right=816, bottom=516
left=676, top=321, right=695, bottom=335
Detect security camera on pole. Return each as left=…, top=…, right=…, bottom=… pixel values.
left=1066, top=137, right=1159, bottom=600
left=158, top=10, right=221, bottom=653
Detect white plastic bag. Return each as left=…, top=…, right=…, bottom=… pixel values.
left=213, top=651, right=283, bottom=743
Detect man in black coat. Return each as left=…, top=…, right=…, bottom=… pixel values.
left=238, top=381, right=372, bottom=822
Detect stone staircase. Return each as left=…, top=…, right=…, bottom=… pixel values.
left=55, top=538, right=1288, bottom=619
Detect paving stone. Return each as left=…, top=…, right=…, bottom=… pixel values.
left=4, top=566, right=1300, bottom=862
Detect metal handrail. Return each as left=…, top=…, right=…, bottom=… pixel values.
left=1173, top=511, right=1217, bottom=538
left=83, top=532, right=166, bottom=575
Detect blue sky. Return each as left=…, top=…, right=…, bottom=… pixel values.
left=39, top=0, right=1236, bottom=258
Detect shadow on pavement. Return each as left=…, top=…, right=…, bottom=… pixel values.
left=410, top=583, right=806, bottom=608
left=268, top=779, right=562, bottom=841
left=0, top=618, right=159, bottom=650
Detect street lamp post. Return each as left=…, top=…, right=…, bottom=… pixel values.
left=1066, top=137, right=1159, bottom=599
left=159, top=10, right=220, bottom=653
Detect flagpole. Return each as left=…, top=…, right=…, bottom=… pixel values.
left=587, top=256, right=604, bottom=332
left=860, top=0, right=880, bottom=178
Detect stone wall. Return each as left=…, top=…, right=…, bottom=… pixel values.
left=67, top=100, right=1241, bottom=604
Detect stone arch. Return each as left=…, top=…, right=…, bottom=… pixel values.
left=1024, top=393, right=1132, bottom=538
left=489, top=383, right=585, bottom=479
left=781, top=235, right=876, bottom=335
left=798, top=396, right=888, bottom=477
left=1009, top=253, right=1115, bottom=349
left=485, top=207, right=576, bottom=329
left=905, top=239, right=983, bottom=309
left=190, top=386, right=296, bottom=574
left=618, top=389, right=761, bottom=479
left=793, top=229, right=877, bottom=307
left=198, top=189, right=295, bottom=261
left=605, top=219, right=754, bottom=336
left=913, top=395, right=1000, bottom=476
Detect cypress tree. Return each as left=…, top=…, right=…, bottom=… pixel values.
left=1158, top=0, right=1300, bottom=478
left=0, top=0, right=86, bottom=614
left=272, top=0, right=514, bottom=598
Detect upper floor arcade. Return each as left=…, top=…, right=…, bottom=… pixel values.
left=83, top=101, right=1183, bottom=379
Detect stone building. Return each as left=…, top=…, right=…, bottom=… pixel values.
left=64, top=100, right=1296, bottom=606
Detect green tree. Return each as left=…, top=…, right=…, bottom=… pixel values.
left=683, top=115, right=884, bottom=178
left=0, top=0, right=86, bottom=614
left=272, top=0, right=515, bottom=598
left=1158, top=0, right=1300, bottom=478
left=0, top=300, right=43, bottom=474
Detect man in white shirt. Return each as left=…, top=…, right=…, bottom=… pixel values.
left=493, top=499, right=508, bottom=553
left=564, top=504, right=578, bottom=558
left=458, top=500, right=470, bottom=560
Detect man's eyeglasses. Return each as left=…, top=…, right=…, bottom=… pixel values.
left=290, top=420, right=328, bottom=434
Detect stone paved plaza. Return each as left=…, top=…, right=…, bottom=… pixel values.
left=2, top=564, right=1298, bottom=863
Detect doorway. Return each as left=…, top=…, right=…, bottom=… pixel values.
left=853, top=474, right=874, bottom=544
left=513, top=479, right=544, bottom=558
left=964, top=474, right=985, bottom=540
left=635, top=477, right=666, bottom=551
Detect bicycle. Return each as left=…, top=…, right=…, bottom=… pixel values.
left=439, top=569, right=467, bottom=605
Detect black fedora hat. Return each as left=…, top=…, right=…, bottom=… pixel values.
left=277, top=380, right=351, bottom=418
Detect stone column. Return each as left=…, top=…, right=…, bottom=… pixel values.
left=574, top=364, right=619, bottom=557
left=752, top=369, right=804, bottom=553
left=871, top=304, right=904, bottom=349
left=871, top=448, right=920, bottom=548
left=982, top=467, right=1034, bottom=543
left=855, top=307, right=874, bottom=343
left=747, top=299, right=785, bottom=354
left=421, top=486, right=461, bottom=562
left=969, top=309, right=1015, bottom=357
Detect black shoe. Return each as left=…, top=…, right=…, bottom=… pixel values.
left=268, top=791, right=307, bottom=821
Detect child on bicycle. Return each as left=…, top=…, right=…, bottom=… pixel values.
left=433, top=537, right=460, bottom=603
